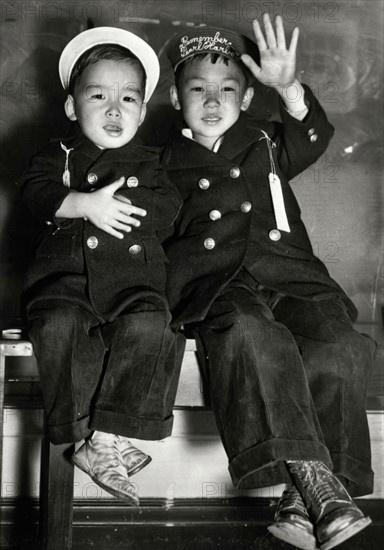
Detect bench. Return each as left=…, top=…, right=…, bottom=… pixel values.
left=0, top=336, right=200, bottom=550
left=2, top=325, right=382, bottom=548
left=1, top=339, right=74, bottom=550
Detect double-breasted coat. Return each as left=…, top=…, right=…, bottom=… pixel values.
left=160, top=86, right=375, bottom=497
left=21, top=133, right=182, bottom=319
left=162, top=86, right=357, bottom=327
left=21, top=131, right=183, bottom=443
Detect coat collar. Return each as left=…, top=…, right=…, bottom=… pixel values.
left=220, top=114, right=272, bottom=159
left=163, top=113, right=273, bottom=169
left=60, top=124, right=161, bottom=164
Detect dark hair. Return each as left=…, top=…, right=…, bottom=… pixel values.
left=68, top=44, right=146, bottom=96
left=174, top=53, right=254, bottom=90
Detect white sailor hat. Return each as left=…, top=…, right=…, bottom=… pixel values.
left=58, top=27, right=160, bottom=102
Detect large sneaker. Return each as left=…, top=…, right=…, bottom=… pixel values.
left=115, top=435, right=152, bottom=476
left=268, top=483, right=318, bottom=550
left=71, top=432, right=139, bottom=505
left=288, top=461, right=371, bottom=550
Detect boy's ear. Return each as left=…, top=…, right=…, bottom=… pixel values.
left=138, top=102, right=147, bottom=126
left=64, top=95, right=77, bottom=121
left=240, top=87, right=254, bottom=111
left=170, top=85, right=181, bottom=110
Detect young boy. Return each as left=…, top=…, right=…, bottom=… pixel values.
left=162, top=14, right=375, bottom=550
left=21, top=27, right=182, bottom=504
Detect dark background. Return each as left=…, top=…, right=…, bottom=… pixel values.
left=0, top=0, right=382, bottom=326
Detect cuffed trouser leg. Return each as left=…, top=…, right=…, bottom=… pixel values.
left=27, top=303, right=105, bottom=444
left=274, top=297, right=376, bottom=497
left=91, top=304, right=179, bottom=440
left=189, top=276, right=332, bottom=490
left=28, top=301, right=182, bottom=445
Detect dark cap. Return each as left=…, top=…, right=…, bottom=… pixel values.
left=166, top=26, right=259, bottom=71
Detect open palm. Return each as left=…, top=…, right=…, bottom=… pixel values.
left=242, top=14, right=299, bottom=92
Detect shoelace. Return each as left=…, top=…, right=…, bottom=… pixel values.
left=280, top=485, right=308, bottom=516
left=291, top=462, right=350, bottom=515
left=310, top=476, right=338, bottom=505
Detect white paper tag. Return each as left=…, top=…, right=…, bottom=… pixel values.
left=62, top=169, right=71, bottom=187
left=268, top=172, right=290, bottom=233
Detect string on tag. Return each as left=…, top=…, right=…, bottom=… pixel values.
left=259, top=130, right=277, bottom=176
left=259, top=130, right=290, bottom=233
left=60, top=142, right=74, bottom=187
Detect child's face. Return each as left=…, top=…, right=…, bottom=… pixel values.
left=171, top=56, right=253, bottom=150
left=65, top=59, right=146, bottom=149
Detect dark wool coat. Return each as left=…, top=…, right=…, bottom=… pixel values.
left=162, top=86, right=357, bottom=327
left=21, top=133, right=182, bottom=319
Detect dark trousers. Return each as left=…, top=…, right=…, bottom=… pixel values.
left=188, top=270, right=375, bottom=497
left=27, top=299, right=181, bottom=445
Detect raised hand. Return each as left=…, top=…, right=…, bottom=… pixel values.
left=241, top=13, right=299, bottom=94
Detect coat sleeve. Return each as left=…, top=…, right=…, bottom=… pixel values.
left=20, top=142, right=73, bottom=226
left=275, top=84, right=335, bottom=180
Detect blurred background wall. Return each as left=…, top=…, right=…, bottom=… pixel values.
left=0, top=0, right=382, bottom=325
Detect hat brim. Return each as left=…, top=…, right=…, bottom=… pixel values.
left=167, top=27, right=259, bottom=72
left=59, top=27, right=159, bottom=103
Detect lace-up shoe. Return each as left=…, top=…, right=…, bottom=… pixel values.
left=288, top=461, right=371, bottom=550
left=268, top=483, right=318, bottom=549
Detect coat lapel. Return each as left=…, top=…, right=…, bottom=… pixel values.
left=60, top=131, right=102, bottom=162
left=162, top=130, right=224, bottom=170
left=219, top=114, right=272, bottom=160
left=163, top=114, right=273, bottom=169
left=61, top=127, right=160, bottom=166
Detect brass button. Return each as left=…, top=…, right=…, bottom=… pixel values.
left=308, top=128, right=316, bottom=136
left=127, top=176, right=139, bottom=188
left=269, top=229, right=281, bottom=241
left=310, top=134, right=318, bottom=142
left=230, top=167, right=240, bottom=179
left=204, top=238, right=215, bottom=250
left=240, top=201, right=252, bottom=213
left=209, top=210, right=221, bottom=221
left=198, top=178, right=210, bottom=190
left=87, top=236, right=98, bottom=249
left=129, top=244, right=142, bottom=254
left=87, top=172, right=98, bottom=184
